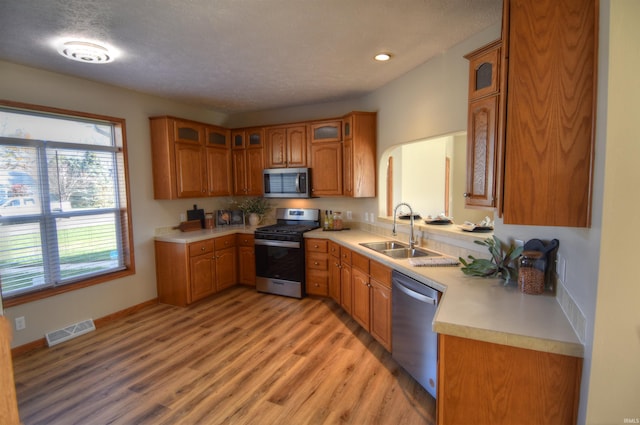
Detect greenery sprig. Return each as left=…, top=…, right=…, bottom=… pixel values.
left=234, top=197, right=272, bottom=216
left=459, top=236, right=523, bottom=283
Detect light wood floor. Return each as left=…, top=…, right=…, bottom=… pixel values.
left=13, top=286, right=436, bottom=425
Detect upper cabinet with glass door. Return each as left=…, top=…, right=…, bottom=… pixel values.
left=464, top=40, right=502, bottom=210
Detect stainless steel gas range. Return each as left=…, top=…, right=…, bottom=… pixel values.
left=254, top=208, right=321, bottom=298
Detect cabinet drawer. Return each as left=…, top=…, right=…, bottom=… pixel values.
left=370, top=261, right=392, bottom=288
left=215, top=234, right=236, bottom=250
left=307, top=253, right=329, bottom=271
left=306, top=239, right=328, bottom=253
left=329, top=241, right=341, bottom=257
left=352, top=252, right=369, bottom=273
left=340, top=247, right=352, bottom=264
left=236, top=233, right=255, bottom=247
left=189, top=239, right=214, bottom=256
left=306, top=273, right=329, bottom=295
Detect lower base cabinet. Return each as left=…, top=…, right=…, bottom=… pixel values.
left=437, top=334, right=582, bottom=425
left=155, top=234, right=238, bottom=307
left=306, top=239, right=330, bottom=296
left=237, top=234, right=256, bottom=286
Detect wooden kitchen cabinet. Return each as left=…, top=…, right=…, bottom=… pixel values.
left=155, top=235, right=238, bottom=307
left=342, top=112, right=376, bottom=198
left=437, top=334, right=582, bottom=425
left=500, top=0, right=597, bottom=226
left=310, top=141, right=343, bottom=196
left=464, top=40, right=501, bottom=209
left=310, top=120, right=341, bottom=143
left=305, top=238, right=329, bottom=296
left=465, top=94, right=498, bottom=209
left=205, top=126, right=232, bottom=197
left=150, top=116, right=231, bottom=199
left=231, top=128, right=265, bottom=196
left=340, top=252, right=352, bottom=314
left=328, top=241, right=342, bottom=303
left=214, top=235, right=237, bottom=292
left=350, top=252, right=371, bottom=331
left=189, top=240, right=217, bottom=301
left=265, top=125, right=307, bottom=168
left=237, top=234, right=256, bottom=286
left=369, top=261, right=392, bottom=351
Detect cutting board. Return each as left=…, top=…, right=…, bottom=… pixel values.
left=173, top=220, right=202, bottom=232
left=187, top=204, right=205, bottom=229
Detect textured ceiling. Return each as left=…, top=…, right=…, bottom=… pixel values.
left=0, top=0, right=502, bottom=113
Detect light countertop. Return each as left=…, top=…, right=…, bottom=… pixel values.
left=154, top=227, right=583, bottom=358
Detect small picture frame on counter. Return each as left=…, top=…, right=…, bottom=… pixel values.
left=216, top=210, right=244, bottom=226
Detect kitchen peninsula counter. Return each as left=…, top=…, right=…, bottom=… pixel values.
left=305, top=228, right=583, bottom=358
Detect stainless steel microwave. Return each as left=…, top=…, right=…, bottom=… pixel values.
left=263, top=167, right=311, bottom=198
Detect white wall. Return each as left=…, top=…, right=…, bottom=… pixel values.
left=586, top=1, right=640, bottom=423
left=0, top=61, right=236, bottom=347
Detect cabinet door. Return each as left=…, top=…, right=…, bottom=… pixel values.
left=175, top=142, right=206, bottom=198
left=465, top=96, right=497, bottom=208
left=502, top=0, right=596, bottom=227
left=370, top=278, right=391, bottom=351
left=215, top=246, right=237, bottom=291
left=351, top=267, right=370, bottom=331
left=231, top=130, right=245, bottom=150
left=310, top=121, right=341, bottom=143
left=466, top=43, right=500, bottom=101
left=174, top=120, right=204, bottom=144
left=237, top=233, right=255, bottom=286
left=342, top=138, right=353, bottom=197
left=329, top=256, right=341, bottom=303
left=232, top=149, right=247, bottom=195
left=190, top=252, right=216, bottom=302
left=206, top=147, right=232, bottom=196
left=266, top=127, right=287, bottom=168
left=340, top=263, right=352, bottom=314
left=238, top=246, right=255, bottom=286
left=286, top=125, right=307, bottom=168
left=311, top=142, right=343, bottom=196
left=245, top=148, right=264, bottom=195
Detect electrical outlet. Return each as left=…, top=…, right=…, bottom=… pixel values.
left=179, top=213, right=186, bottom=222
left=514, top=239, right=524, bottom=248
left=15, top=316, right=26, bottom=331
left=346, top=211, right=353, bottom=220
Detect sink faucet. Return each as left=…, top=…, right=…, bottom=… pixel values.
left=392, top=202, right=416, bottom=249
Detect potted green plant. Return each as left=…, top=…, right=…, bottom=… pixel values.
left=235, top=197, right=272, bottom=226
left=459, top=236, right=523, bottom=283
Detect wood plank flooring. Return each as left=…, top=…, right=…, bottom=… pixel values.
left=12, top=286, right=435, bottom=425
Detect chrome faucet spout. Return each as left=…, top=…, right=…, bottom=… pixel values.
left=392, top=202, right=416, bottom=249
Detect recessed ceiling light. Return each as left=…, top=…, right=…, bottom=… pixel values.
left=374, top=53, right=392, bottom=62
left=56, top=39, right=117, bottom=64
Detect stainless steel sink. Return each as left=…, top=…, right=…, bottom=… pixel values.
left=360, top=241, right=442, bottom=259
left=360, top=241, right=408, bottom=251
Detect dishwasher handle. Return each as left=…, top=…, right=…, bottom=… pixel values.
left=394, top=280, right=437, bottom=305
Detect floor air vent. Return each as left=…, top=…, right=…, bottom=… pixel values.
left=46, top=319, right=96, bottom=347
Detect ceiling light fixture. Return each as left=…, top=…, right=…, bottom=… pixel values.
left=56, top=39, right=117, bottom=64
left=374, top=53, right=392, bottom=62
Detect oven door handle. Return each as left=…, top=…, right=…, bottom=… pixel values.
left=255, top=239, right=301, bottom=248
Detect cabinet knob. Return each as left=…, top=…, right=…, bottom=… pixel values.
left=201, top=247, right=206, bottom=251
left=314, top=261, right=319, bottom=265
left=463, top=192, right=471, bottom=198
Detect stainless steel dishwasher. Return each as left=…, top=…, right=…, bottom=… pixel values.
left=392, top=270, right=441, bottom=399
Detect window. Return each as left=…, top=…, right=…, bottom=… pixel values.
left=0, top=101, right=134, bottom=305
